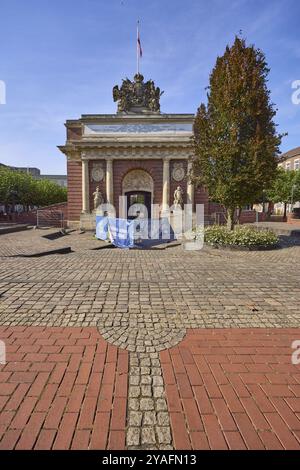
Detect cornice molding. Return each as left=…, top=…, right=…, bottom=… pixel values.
left=60, top=143, right=193, bottom=161
left=81, top=146, right=192, bottom=160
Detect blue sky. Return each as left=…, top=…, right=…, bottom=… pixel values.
left=0, top=0, right=299, bottom=174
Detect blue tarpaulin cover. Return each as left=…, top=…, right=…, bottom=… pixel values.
left=107, top=217, right=135, bottom=248
left=95, top=216, right=109, bottom=241
left=96, top=216, right=134, bottom=248
left=95, top=216, right=174, bottom=248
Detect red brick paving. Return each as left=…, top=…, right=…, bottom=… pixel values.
left=2, top=326, right=300, bottom=450
left=0, top=326, right=128, bottom=450
left=161, top=328, right=300, bottom=450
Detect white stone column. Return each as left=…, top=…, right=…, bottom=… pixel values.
left=106, top=158, right=114, bottom=205
left=186, top=161, right=194, bottom=207
left=81, top=159, right=89, bottom=213
left=162, top=158, right=170, bottom=211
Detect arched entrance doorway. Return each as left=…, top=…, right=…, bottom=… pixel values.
left=122, top=169, right=153, bottom=219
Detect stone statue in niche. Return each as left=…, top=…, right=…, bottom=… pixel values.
left=93, top=186, right=103, bottom=210
left=173, top=186, right=184, bottom=209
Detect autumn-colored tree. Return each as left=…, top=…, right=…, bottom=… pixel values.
left=192, top=37, right=283, bottom=229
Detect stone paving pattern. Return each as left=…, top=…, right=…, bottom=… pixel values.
left=127, top=352, right=172, bottom=450
left=1, top=229, right=300, bottom=449
left=0, top=229, right=300, bottom=335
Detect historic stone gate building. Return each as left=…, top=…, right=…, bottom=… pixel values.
left=59, top=74, right=209, bottom=229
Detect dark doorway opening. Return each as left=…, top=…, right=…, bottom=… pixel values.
left=125, top=191, right=151, bottom=219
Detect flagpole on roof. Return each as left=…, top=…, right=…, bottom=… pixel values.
left=136, top=20, right=140, bottom=74
left=136, top=20, right=143, bottom=74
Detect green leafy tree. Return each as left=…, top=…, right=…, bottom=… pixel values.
left=192, top=37, right=283, bottom=229
left=34, top=179, right=67, bottom=207
left=267, top=168, right=300, bottom=218
left=0, top=167, right=35, bottom=209
left=0, top=167, right=67, bottom=210
left=0, top=167, right=15, bottom=205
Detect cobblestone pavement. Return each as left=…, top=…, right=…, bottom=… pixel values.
left=1, top=229, right=300, bottom=449
left=0, top=230, right=300, bottom=340
left=127, top=352, right=172, bottom=449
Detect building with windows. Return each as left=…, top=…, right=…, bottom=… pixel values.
left=59, top=74, right=209, bottom=229
left=0, top=163, right=67, bottom=187
left=278, top=146, right=300, bottom=171
left=39, top=174, right=67, bottom=187
left=275, top=146, right=300, bottom=215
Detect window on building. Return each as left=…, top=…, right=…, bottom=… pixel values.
left=286, top=162, right=291, bottom=171
left=294, top=159, right=300, bottom=171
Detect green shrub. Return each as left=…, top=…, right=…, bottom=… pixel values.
left=204, top=225, right=279, bottom=248
left=204, top=225, right=230, bottom=245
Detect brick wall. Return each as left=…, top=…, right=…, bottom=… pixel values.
left=9, top=202, right=68, bottom=227
left=112, top=160, right=163, bottom=216
left=239, top=210, right=267, bottom=224
left=67, top=126, right=82, bottom=141
left=68, top=159, right=271, bottom=225
left=170, top=160, right=188, bottom=207
left=194, top=186, right=210, bottom=216
left=67, top=160, right=82, bottom=222
left=89, top=160, right=106, bottom=211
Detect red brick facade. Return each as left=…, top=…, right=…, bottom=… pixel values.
left=112, top=160, right=163, bottom=215
left=66, top=158, right=270, bottom=226
left=67, top=125, right=82, bottom=141
left=170, top=160, right=188, bottom=207
left=67, top=160, right=82, bottom=222
left=195, top=186, right=210, bottom=217
left=8, top=202, right=68, bottom=227
left=66, top=158, right=215, bottom=223
left=60, top=113, right=201, bottom=226
left=89, top=160, right=106, bottom=213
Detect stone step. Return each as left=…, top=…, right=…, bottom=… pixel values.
left=0, top=223, right=30, bottom=235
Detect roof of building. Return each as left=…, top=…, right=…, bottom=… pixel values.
left=0, top=163, right=66, bottom=179
left=279, top=146, right=300, bottom=162
left=40, top=175, right=67, bottom=179
left=65, top=113, right=195, bottom=126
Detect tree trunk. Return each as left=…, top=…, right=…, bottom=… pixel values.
left=227, top=207, right=235, bottom=230
left=267, top=202, right=273, bottom=220
left=283, top=202, right=287, bottom=220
